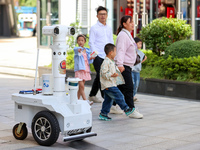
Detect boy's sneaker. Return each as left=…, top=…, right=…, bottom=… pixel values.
left=124, top=108, right=134, bottom=116
left=98, top=113, right=112, bottom=121
left=88, top=96, right=102, bottom=103
left=109, top=105, right=123, bottom=114
left=129, top=109, right=143, bottom=119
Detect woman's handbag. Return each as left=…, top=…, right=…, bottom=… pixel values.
left=134, top=54, right=141, bottom=66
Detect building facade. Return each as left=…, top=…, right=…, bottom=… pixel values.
left=37, top=0, right=200, bottom=47
left=106, top=0, right=200, bottom=40
left=0, top=0, right=17, bottom=36
left=37, top=0, right=105, bottom=47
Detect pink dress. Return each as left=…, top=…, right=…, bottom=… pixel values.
left=75, top=52, right=91, bottom=81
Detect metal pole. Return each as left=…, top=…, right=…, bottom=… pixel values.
left=37, top=0, right=40, bottom=49
left=177, top=0, right=183, bottom=19
left=89, top=0, right=91, bottom=29
left=34, top=0, right=41, bottom=95
left=47, top=0, right=51, bottom=45
left=191, top=0, right=195, bottom=40
left=142, top=0, right=146, bottom=49
left=156, top=0, right=158, bottom=18
left=59, top=0, right=61, bottom=24
left=34, top=48, right=40, bottom=95
left=142, top=0, right=147, bottom=27
left=117, top=0, right=119, bottom=29
left=133, top=0, right=138, bottom=37
left=150, top=0, right=153, bottom=22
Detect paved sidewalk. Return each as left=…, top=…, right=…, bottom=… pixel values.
left=0, top=37, right=51, bottom=77
left=0, top=74, right=200, bottom=150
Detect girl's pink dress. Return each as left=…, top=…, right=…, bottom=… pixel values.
left=75, top=52, right=91, bottom=81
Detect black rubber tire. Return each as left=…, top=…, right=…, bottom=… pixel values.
left=13, top=123, right=28, bottom=140
left=31, top=111, right=60, bottom=146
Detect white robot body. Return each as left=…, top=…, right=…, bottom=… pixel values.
left=51, top=44, right=67, bottom=93
left=12, top=25, right=96, bottom=146
left=12, top=94, right=91, bottom=133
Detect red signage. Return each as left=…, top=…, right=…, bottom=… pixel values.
left=125, top=8, right=133, bottom=16
left=197, top=5, right=200, bottom=17
left=167, top=7, right=175, bottom=18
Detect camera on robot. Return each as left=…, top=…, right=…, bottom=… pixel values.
left=42, top=25, right=75, bottom=36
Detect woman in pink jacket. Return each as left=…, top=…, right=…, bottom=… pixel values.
left=115, top=15, right=143, bottom=119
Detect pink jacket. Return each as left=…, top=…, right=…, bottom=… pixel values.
left=115, top=29, right=137, bottom=67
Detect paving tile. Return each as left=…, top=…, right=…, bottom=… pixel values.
left=178, top=133, right=200, bottom=142
left=166, top=124, right=199, bottom=131
left=0, top=74, right=200, bottom=149
left=0, top=130, right=12, bottom=138
left=112, top=134, right=148, bottom=143
left=107, top=142, right=142, bottom=150
left=0, top=139, right=9, bottom=144
left=139, top=128, right=174, bottom=137
left=139, top=139, right=190, bottom=150
left=156, top=130, right=198, bottom=140
left=0, top=123, right=11, bottom=130
left=127, top=136, right=169, bottom=147
left=171, top=142, right=200, bottom=150
left=0, top=143, right=36, bottom=150
left=137, top=146, right=166, bottom=150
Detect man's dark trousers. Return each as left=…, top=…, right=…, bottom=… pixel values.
left=89, top=56, right=104, bottom=98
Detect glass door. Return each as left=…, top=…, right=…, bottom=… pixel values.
left=39, top=0, right=49, bottom=46
left=181, top=0, right=190, bottom=23
left=136, top=0, right=158, bottom=35
left=0, top=5, right=3, bottom=36
left=37, top=0, right=58, bottom=47
left=196, top=0, right=200, bottom=40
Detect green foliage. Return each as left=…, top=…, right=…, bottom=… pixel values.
left=113, top=34, right=117, bottom=45
left=19, top=0, right=36, bottom=7
left=139, top=17, right=192, bottom=55
left=66, top=50, right=74, bottom=69
left=165, top=40, right=200, bottom=59
left=141, top=50, right=200, bottom=83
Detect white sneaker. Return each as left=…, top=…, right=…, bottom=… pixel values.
left=86, top=100, right=93, bottom=105
left=129, top=109, right=143, bottom=119
left=88, top=96, right=102, bottom=103
left=109, top=105, right=123, bottom=114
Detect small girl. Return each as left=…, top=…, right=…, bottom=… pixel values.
left=132, top=37, right=147, bottom=101
left=74, top=34, right=94, bottom=105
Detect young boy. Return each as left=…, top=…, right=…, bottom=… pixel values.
left=98, top=43, right=134, bottom=121
left=132, top=37, right=147, bottom=101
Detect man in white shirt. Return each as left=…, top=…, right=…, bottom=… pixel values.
left=88, top=6, right=114, bottom=103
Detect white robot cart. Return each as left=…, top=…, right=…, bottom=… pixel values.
left=12, top=25, right=97, bottom=146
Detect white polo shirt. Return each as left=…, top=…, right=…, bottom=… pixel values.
left=89, top=21, right=114, bottom=59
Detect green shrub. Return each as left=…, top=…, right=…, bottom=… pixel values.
left=165, top=40, right=200, bottom=58
left=139, top=17, right=192, bottom=55
left=141, top=50, right=200, bottom=82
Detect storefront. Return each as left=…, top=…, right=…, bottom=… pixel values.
left=0, top=0, right=17, bottom=36
left=36, top=0, right=200, bottom=43
left=106, top=0, right=200, bottom=40
left=36, top=0, right=76, bottom=47
left=37, top=0, right=59, bottom=47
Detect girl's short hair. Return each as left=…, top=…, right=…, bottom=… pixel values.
left=76, top=34, right=86, bottom=42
